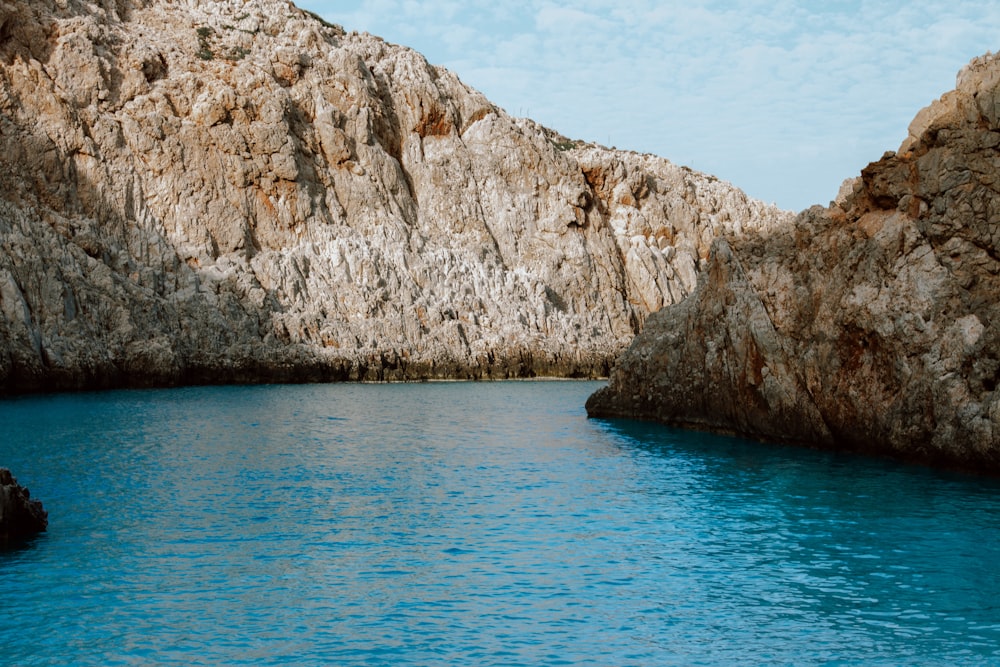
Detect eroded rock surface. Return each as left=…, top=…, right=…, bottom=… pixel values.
left=589, top=53, right=1000, bottom=472
left=0, top=0, right=788, bottom=391
left=0, top=468, right=47, bottom=537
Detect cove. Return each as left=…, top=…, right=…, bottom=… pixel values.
left=1, top=381, right=999, bottom=665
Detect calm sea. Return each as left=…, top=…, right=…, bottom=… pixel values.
left=1, top=381, right=999, bottom=665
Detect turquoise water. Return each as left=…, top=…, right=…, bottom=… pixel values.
left=1, top=381, right=999, bottom=666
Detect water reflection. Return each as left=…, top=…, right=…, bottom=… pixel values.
left=593, top=416, right=1000, bottom=660
left=0, top=531, right=45, bottom=555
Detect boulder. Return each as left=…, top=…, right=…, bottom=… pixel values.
left=0, top=468, right=47, bottom=538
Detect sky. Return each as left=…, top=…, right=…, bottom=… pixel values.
left=298, top=1, right=1000, bottom=212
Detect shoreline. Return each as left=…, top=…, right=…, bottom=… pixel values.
left=0, top=361, right=612, bottom=399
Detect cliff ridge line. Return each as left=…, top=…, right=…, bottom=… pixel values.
left=588, top=52, right=1000, bottom=473
left=0, top=0, right=789, bottom=392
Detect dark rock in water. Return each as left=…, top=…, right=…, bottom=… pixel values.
left=0, top=468, right=47, bottom=538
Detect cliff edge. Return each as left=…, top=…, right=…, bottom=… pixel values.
left=0, top=0, right=788, bottom=392
left=588, top=52, right=1000, bottom=473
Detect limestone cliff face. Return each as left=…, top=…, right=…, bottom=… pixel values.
left=588, top=53, right=1000, bottom=472
left=0, top=0, right=787, bottom=392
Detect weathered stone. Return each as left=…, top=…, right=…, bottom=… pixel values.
left=0, top=468, right=47, bottom=538
left=0, top=0, right=788, bottom=393
left=589, top=52, right=1000, bottom=474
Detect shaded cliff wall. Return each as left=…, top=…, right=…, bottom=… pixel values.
left=589, top=53, right=1000, bottom=473
left=0, top=0, right=788, bottom=392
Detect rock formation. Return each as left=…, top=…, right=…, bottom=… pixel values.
left=0, top=0, right=788, bottom=392
left=588, top=52, right=1000, bottom=473
left=0, top=468, right=47, bottom=538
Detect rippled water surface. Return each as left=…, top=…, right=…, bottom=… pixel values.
left=2, top=381, right=1000, bottom=665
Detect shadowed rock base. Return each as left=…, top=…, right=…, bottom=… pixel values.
left=2, top=348, right=614, bottom=395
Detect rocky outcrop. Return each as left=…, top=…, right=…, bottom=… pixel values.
left=588, top=53, right=1000, bottom=473
left=0, top=0, right=788, bottom=392
left=0, top=468, right=47, bottom=538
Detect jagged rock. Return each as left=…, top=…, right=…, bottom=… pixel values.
left=0, top=0, right=788, bottom=392
left=588, top=52, right=1000, bottom=473
left=0, top=468, right=47, bottom=538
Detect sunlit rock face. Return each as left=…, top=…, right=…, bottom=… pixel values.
left=589, top=52, right=1000, bottom=473
left=0, top=0, right=787, bottom=391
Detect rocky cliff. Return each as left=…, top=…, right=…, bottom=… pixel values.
left=588, top=53, right=1000, bottom=472
left=0, top=0, right=787, bottom=392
